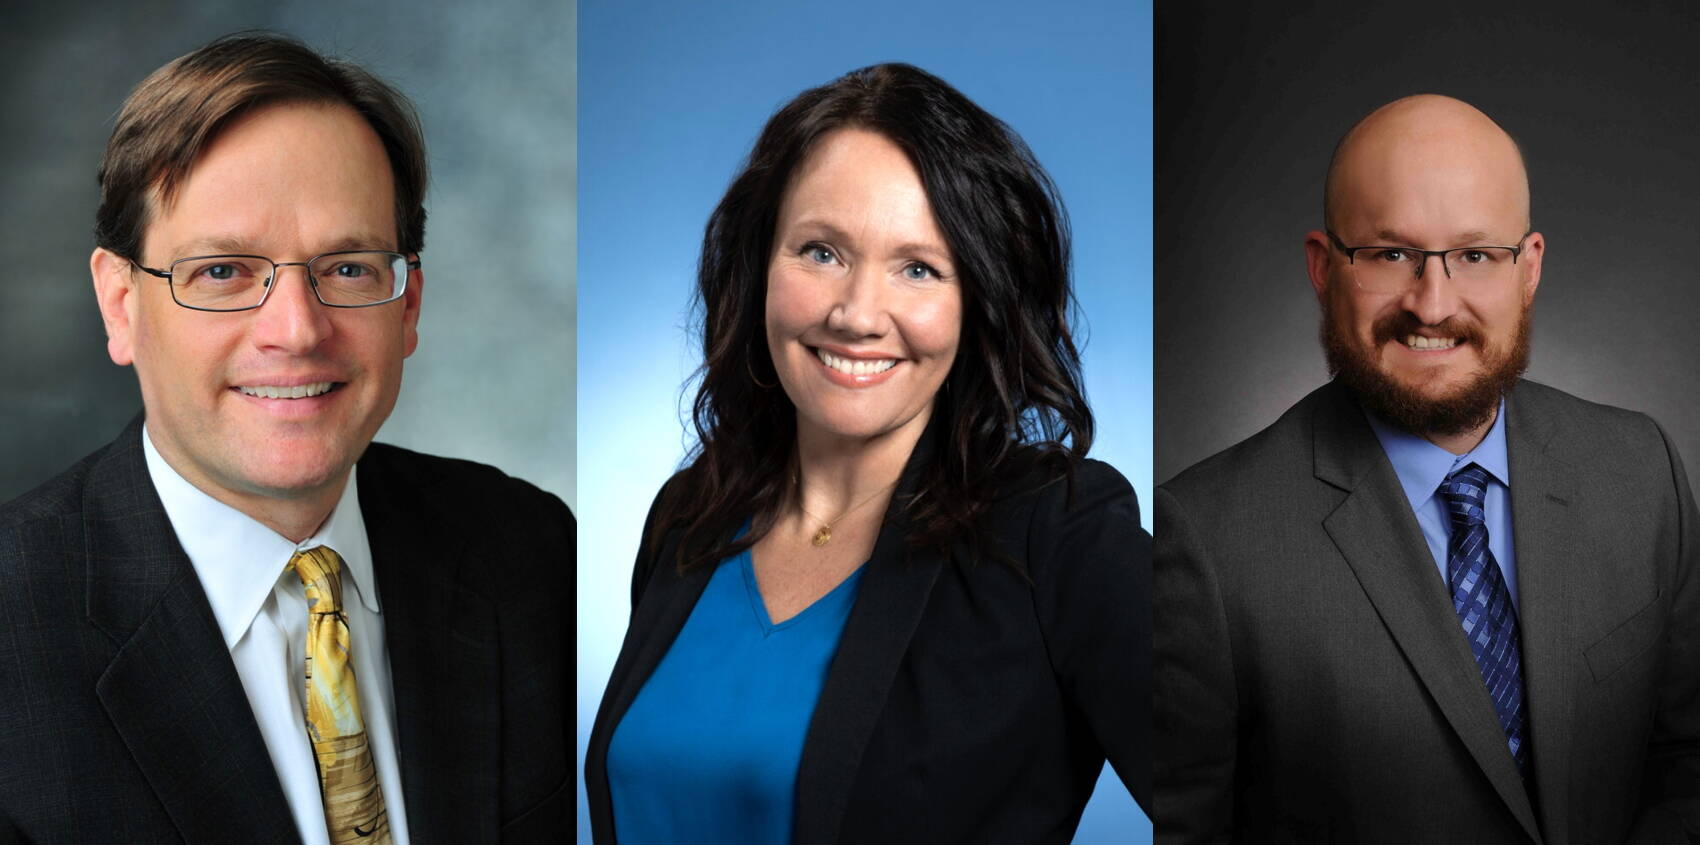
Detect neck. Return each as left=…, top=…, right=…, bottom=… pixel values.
left=1423, top=404, right=1497, bottom=456
left=792, top=406, right=931, bottom=519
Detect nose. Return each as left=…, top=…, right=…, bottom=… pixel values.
left=1401, top=254, right=1462, bottom=326
left=825, top=262, right=888, bottom=338
left=250, top=263, right=334, bottom=353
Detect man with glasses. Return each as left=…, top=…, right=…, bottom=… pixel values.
left=1155, top=94, right=1700, bottom=841
left=0, top=34, right=571, bottom=843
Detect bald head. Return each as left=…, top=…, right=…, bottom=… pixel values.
left=1324, top=95, right=1529, bottom=238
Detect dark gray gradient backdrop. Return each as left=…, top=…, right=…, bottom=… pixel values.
left=1156, top=1, right=1700, bottom=486
left=0, top=1, right=576, bottom=508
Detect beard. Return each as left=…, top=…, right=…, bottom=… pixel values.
left=1321, top=299, right=1531, bottom=438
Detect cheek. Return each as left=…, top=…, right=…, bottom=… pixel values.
left=1334, top=291, right=1389, bottom=342
left=131, top=299, right=205, bottom=389
left=764, top=266, right=825, bottom=339
left=902, top=293, right=962, bottom=360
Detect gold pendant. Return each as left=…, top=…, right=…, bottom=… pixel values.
left=812, top=525, right=832, bottom=546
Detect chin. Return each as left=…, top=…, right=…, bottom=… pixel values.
left=1387, top=366, right=1480, bottom=400
left=797, top=403, right=924, bottom=442
left=232, top=446, right=357, bottom=498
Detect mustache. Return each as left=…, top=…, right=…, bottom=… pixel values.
left=1371, top=313, right=1487, bottom=348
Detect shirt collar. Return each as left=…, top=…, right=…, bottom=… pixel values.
left=1364, top=397, right=1511, bottom=513
left=142, top=424, right=381, bottom=651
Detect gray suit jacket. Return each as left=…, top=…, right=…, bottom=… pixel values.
left=0, top=418, right=574, bottom=843
left=1154, top=379, right=1700, bottom=844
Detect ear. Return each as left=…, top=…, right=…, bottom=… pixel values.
left=90, top=248, right=138, bottom=366
left=1518, top=232, right=1544, bottom=306
left=401, top=257, right=424, bottom=358
left=1303, top=230, right=1333, bottom=300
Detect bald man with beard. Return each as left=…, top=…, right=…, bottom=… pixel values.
left=1153, top=95, right=1700, bottom=843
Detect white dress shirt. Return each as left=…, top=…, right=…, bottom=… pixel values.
left=142, top=426, right=411, bottom=844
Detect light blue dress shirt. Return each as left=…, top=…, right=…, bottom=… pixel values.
left=1364, top=399, right=1519, bottom=610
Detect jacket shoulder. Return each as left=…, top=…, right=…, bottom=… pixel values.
left=1160, top=385, right=1325, bottom=505
left=360, top=441, right=572, bottom=520
left=982, top=456, right=1146, bottom=583
left=1509, top=379, right=1674, bottom=469
left=0, top=440, right=117, bottom=531
left=357, top=443, right=575, bottom=592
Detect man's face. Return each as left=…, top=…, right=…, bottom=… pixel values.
left=94, top=101, right=421, bottom=510
left=1306, top=99, right=1543, bottom=438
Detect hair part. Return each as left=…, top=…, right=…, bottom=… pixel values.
left=658, top=62, right=1093, bottom=572
left=95, top=31, right=428, bottom=262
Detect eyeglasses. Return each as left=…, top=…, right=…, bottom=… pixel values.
left=132, top=251, right=419, bottom=312
left=1327, top=231, right=1528, bottom=293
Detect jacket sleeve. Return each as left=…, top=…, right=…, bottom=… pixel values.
left=1153, top=485, right=1239, bottom=844
left=1030, top=462, right=1152, bottom=812
left=1628, top=421, right=1700, bottom=842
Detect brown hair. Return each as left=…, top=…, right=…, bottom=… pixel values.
left=95, top=31, right=428, bottom=261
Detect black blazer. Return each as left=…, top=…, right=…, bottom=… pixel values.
left=0, top=418, right=574, bottom=844
left=584, top=436, right=1151, bottom=844
left=1154, top=380, right=1700, bottom=843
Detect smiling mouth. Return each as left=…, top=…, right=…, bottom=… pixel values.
left=236, top=382, right=342, bottom=399
left=815, top=348, right=898, bottom=376
left=1402, top=335, right=1460, bottom=351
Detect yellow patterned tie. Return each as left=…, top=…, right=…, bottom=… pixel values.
left=290, top=546, right=392, bottom=844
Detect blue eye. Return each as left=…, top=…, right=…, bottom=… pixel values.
left=902, top=263, right=936, bottom=281
left=803, top=244, right=837, bottom=265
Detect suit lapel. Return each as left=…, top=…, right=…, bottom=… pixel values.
left=87, top=420, right=299, bottom=844
left=1502, top=384, right=1580, bottom=843
left=360, top=451, right=500, bottom=845
left=1312, top=385, right=1542, bottom=841
left=792, top=436, right=946, bottom=844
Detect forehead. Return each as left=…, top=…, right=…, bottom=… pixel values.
left=142, top=101, right=397, bottom=257
left=776, top=128, right=941, bottom=237
left=1329, top=108, right=1529, bottom=241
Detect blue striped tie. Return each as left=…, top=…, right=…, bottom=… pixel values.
left=1438, top=463, right=1529, bottom=776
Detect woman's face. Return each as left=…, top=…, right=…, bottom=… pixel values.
left=765, top=128, right=962, bottom=444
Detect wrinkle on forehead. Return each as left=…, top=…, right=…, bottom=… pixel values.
left=1324, top=94, right=1530, bottom=238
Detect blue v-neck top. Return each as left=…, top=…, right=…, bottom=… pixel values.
left=606, top=545, right=865, bottom=845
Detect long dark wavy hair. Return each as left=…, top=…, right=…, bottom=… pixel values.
left=656, top=63, right=1093, bottom=571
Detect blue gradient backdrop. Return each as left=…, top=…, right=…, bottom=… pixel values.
left=577, top=1, right=1151, bottom=841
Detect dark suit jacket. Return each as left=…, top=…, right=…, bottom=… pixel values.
left=1154, top=379, right=1700, bottom=844
left=584, top=439, right=1151, bottom=844
left=0, top=418, right=574, bottom=844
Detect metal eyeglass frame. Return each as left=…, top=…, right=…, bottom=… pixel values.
left=1326, top=230, right=1529, bottom=280
left=131, top=250, right=421, bottom=312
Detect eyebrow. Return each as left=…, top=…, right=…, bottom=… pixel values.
left=168, top=233, right=397, bottom=260
left=1368, top=229, right=1503, bottom=247
left=783, top=217, right=954, bottom=267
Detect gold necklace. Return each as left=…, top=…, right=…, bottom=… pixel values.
left=795, top=478, right=899, bottom=547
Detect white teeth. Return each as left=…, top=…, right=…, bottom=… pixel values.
left=815, top=348, right=897, bottom=377
left=239, top=381, right=334, bottom=399
left=1403, top=335, right=1459, bottom=351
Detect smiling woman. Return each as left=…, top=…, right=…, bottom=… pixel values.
left=583, top=63, right=1149, bottom=844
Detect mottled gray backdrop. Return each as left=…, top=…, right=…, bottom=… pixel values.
left=1157, top=0, right=1700, bottom=487
left=0, top=1, right=576, bottom=509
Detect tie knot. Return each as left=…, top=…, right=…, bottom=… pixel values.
left=1439, top=463, right=1491, bottom=528
left=289, top=545, right=345, bottom=613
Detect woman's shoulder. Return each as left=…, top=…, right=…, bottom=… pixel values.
left=988, top=450, right=1137, bottom=516
left=970, top=452, right=1143, bottom=571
